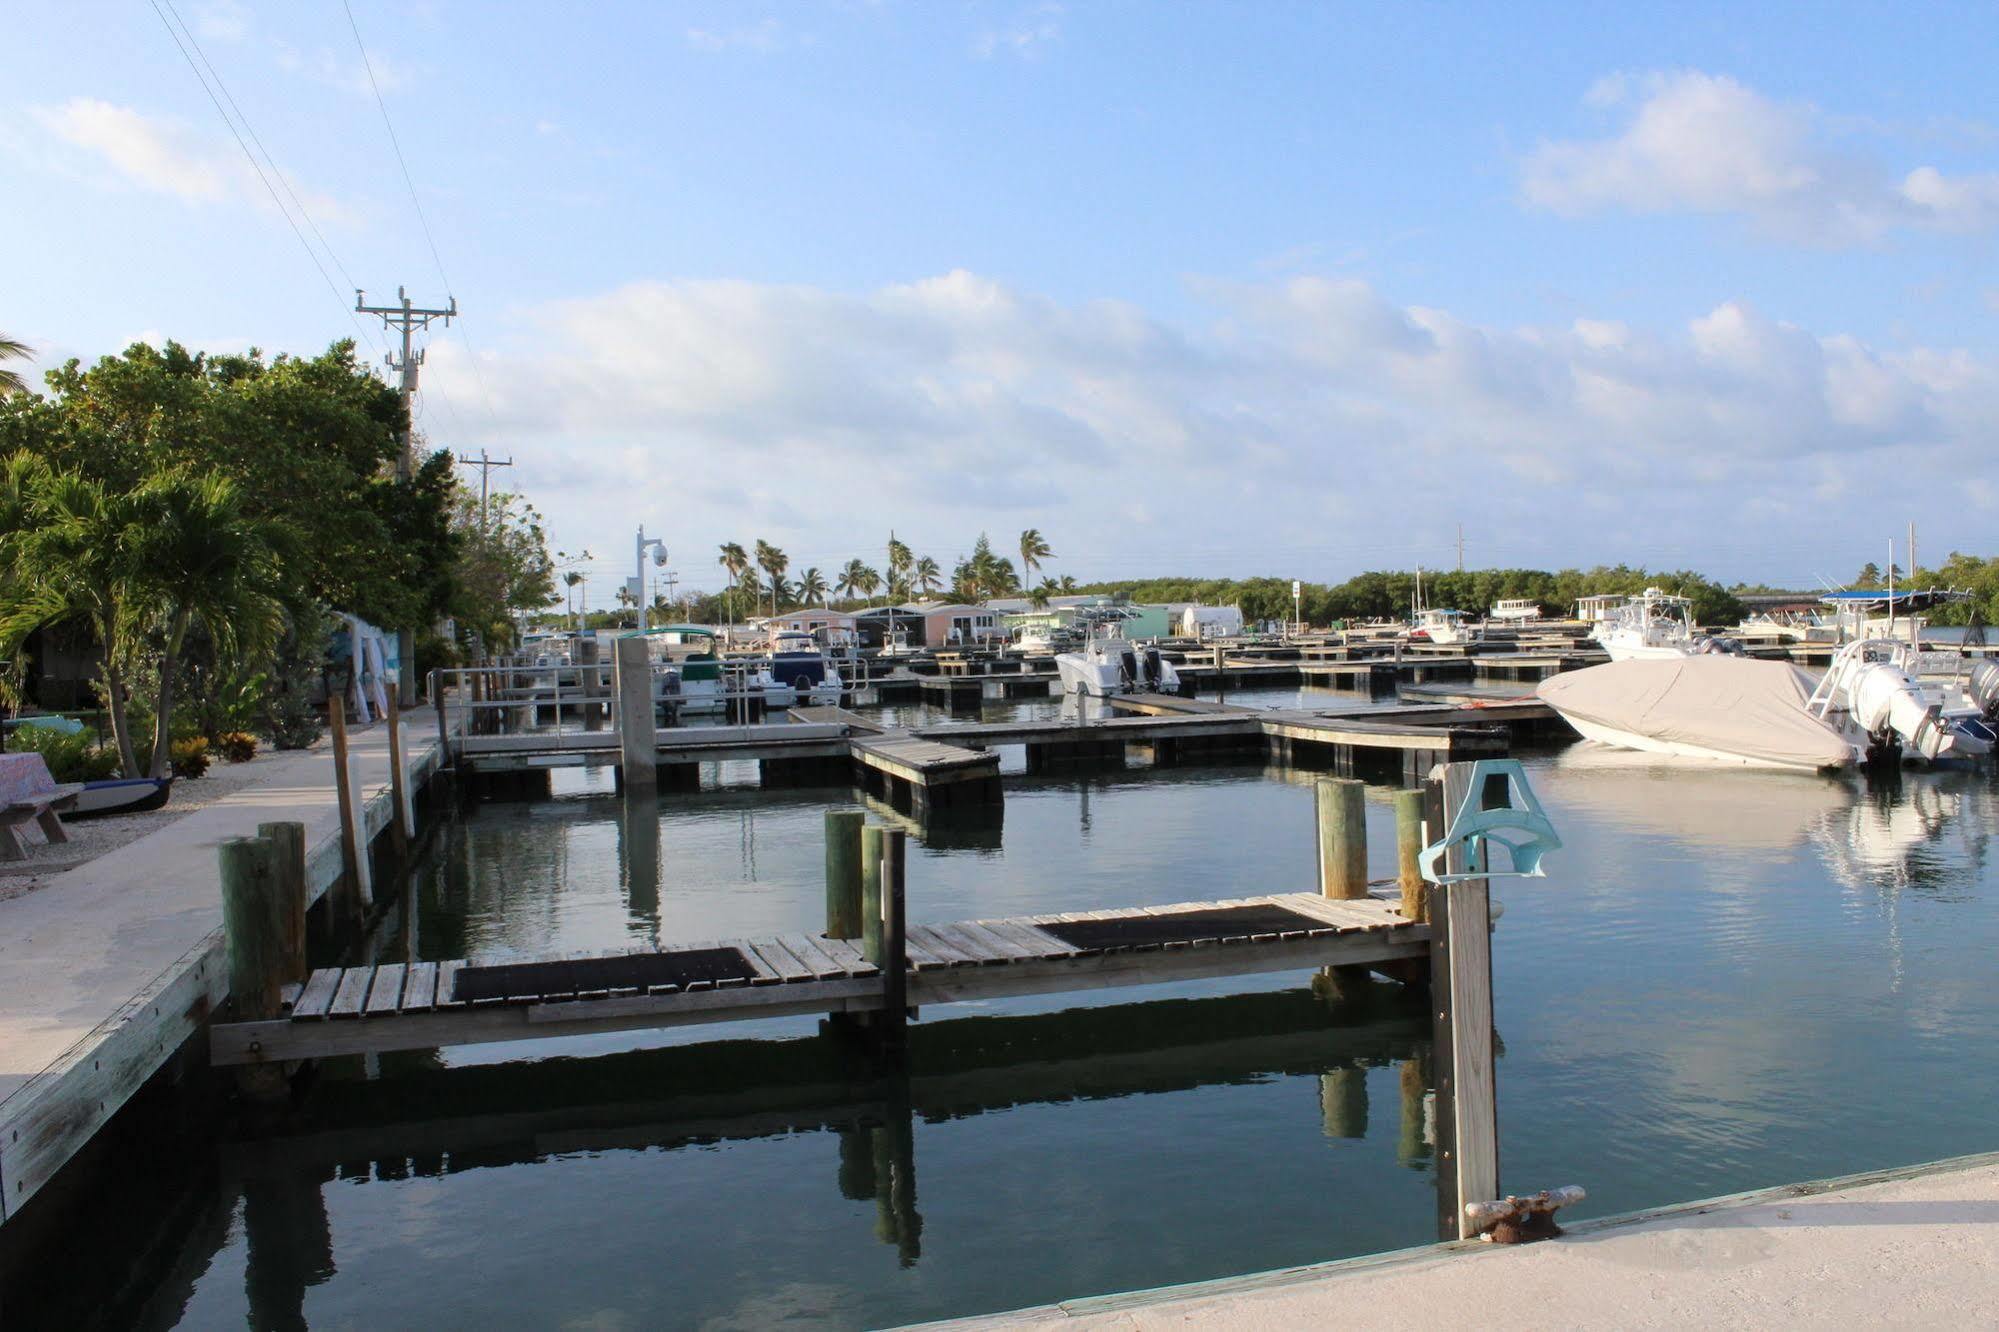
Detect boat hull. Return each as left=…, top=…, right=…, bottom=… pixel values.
left=1561, top=719, right=1844, bottom=772
left=1538, top=657, right=1858, bottom=771
left=68, top=777, right=174, bottom=819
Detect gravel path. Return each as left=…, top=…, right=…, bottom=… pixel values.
left=0, top=747, right=309, bottom=902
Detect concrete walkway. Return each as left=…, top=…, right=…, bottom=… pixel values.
left=937, top=1152, right=1999, bottom=1328
left=0, top=711, right=441, bottom=1224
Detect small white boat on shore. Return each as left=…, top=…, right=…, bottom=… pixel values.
left=1538, top=656, right=1858, bottom=771
left=1489, top=599, right=1542, bottom=625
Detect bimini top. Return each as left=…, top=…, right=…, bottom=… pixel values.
left=618, top=624, right=717, bottom=640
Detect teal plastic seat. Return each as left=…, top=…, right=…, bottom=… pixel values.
left=1419, top=759, right=1562, bottom=885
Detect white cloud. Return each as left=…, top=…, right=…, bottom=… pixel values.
left=192, top=0, right=250, bottom=42
left=421, top=270, right=1999, bottom=586
left=28, top=97, right=355, bottom=224
left=1522, top=71, right=1999, bottom=243
left=973, top=4, right=1063, bottom=60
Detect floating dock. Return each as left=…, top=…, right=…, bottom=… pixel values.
left=210, top=892, right=1423, bottom=1066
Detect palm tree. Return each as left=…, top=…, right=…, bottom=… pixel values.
left=126, top=471, right=284, bottom=778
left=718, top=542, right=748, bottom=625
left=1031, top=577, right=1059, bottom=610
left=0, top=335, right=33, bottom=397
left=914, top=556, right=942, bottom=597
left=837, top=558, right=870, bottom=604
left=563, top=570, right=586, bottom=631
left=753, top=540, right=788, bottom=616
left=854, top=564, right=883, bottom=605
left=1019, top=528, right=1052, bottom=584
left=798, top=566, right=829, bottom=606
left=1058, top=574, right=1077, bottom=593
left=886, top=534, right=913, bottom=602
left=0, top=462, right=155, bottom=774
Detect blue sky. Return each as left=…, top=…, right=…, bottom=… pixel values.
left=6, top=2, right=1996, bottom=601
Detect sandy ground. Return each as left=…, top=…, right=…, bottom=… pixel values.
left=0, top=745, right=308, bottom=901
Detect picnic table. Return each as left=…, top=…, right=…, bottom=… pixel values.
left=0, top=752, right=82, bottom=860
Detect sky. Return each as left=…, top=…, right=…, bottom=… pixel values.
left=4, top=1, right=1997, bottom=604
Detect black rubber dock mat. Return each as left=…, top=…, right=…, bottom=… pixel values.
left=1038, top=904, right=1329, bottom=953
left=451, top=947, right=757, bottom=1003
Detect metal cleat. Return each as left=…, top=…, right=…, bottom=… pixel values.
left=1463, top=1185, right=1586, bottom=1244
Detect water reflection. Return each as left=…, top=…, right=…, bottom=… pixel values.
left=180, top=988, right=1436, bottom=1328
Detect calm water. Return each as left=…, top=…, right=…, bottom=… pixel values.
left=17, top=690, right=1999, bottom=1329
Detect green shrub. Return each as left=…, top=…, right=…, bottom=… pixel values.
left=12, top=725, right=121, bottom=783
left=216, top=731, right=258, bottom=763
left=169, top=736, right=211, bottom=780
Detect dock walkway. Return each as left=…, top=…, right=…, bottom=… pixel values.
left=932, top=1150, right=1999, bottom=1329
left=0, top=710, right=443, bottom=1224
left=210, top=892, right=1423, bottom=1065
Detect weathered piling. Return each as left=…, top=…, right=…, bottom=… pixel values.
left=878, top=826, right=909, bottom=1054
left=255, top=820, right=309, bottom=984
left=385, top=689, right=411, bottom=855
left=577, top=637, right=606, bottom=732
left=326, top=695, right=371, bottom=918
left=824, top=809, right=864, bottom=939
left=1397, top=1054, right=1430, bottom=1167
left=1428, top=760, right=1499, bottom=1240
left=1317, top=777, right=1367, bottom=900
left=613, top=635, right=656, bottom=789
left=1394, top=787, right=1427, bottom=923
left=860, top=823, right=886, bottom=964
left=220, top=833, right=291, bottom=1100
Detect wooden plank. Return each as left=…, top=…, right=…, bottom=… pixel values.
left=434, top=959, right=468, bottom=1009
left=776, top=933, right=851, bottom=980
left=744, top=939, right=814, bottom=984
left=930, top=923, right=1013, bottom=965
left=400, top=961, right=439, bottom=1013
left=905, top=924, right=980, bottom=967
left=327, top=969, right=371, bottom=1019
left=364, top=964, right=406, bottom=1016
left=900, top=933, right=950, bottom=971
left=977, top=920, right=1075, bottom=959
left=817, top=936, right=880, bottom=977
left=292, top=968, right=343, bottom=1019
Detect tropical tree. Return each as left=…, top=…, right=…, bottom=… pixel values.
left=1019, top=528, right=1052, bottom=584
left=886, top=534, right=913, bottom=602
left=798, top=566, right=828, bottom=606
left=718, top=542, right=748, bottom=624
left=837, top=558, right=870, bottom=603
left=1030, top=577, right=1059, bottom=609
left=0, top=335, right=32, bottom=397
left=754, top=539, right=788, bottom=616
left=914, top=555, right=942, bottom=597
left=126, top=471, right=285, bottom=777
left=857, top=564, right=883, bottom=603
left=563, top=570, right=586, bottom=629
left=1058, top=574, right=1077, bottom=593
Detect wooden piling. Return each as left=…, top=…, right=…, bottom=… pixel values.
left=878, top=826, right=909, bottom=1054
left=1397, top=1054, right=1430, bottom=1168
left=326, top=696, right=371, bottom=917
left=1428, top=761, right=1498, bottom=1240
left=430, top=670, right=450, bottom=766
left=1394, top=787, right=1426, bottom=923
left=220, top=833, right=290, bottom=1101
left=860, top=823, right=885, bottom=964
left=577, top=637, right=606, bottom=732
left=824, top=809, right=864, bottom=940
left=385, top=689, right=411, bottom=854
left=1317, top=777, right=1367, bottom=900
left=613, top=634, right=656, bottom=789
left=255, top=820, right=309, bottom=985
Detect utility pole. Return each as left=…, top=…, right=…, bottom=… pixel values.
left=1457, top=523, right=1465, bottom=573
left=357, top=286, right=457, bottom=706
left=456, top=449, right=514, bottom=529
left=1908, top=521, right=1917, bottom=583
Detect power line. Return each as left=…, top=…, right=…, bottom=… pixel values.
left=340, top=0, right=503, bottom=433
left=148, top=0, right=384, bottom=355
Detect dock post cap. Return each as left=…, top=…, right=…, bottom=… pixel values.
left=1419, top=758, right=1561, bottom=885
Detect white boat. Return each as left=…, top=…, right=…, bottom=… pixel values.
left=1537, top=657, right=1857, bottom=771
left=876, top=627, right=920, bottom=659
left=1489, top=599, right=1542, bottom=624
left=1013, top=625, right=1077, bottom=656
left=1410, top=607, right=1481, bottom=646
left=68, top=776, right=174, bottom=819
left=765, top=629, right=844, bottom=707
left=1806, top=638, right=1991, bottom=762
left=1597, top=588, right=1698, bottom=661
left=637, top=626, right=726, bottom=715
left=1054, top=608, right=1179, bottom=697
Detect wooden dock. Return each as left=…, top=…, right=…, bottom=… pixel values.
left=850, top=732, right=1003, bottom=816
left=210, top=892, right=1424, bottom=1066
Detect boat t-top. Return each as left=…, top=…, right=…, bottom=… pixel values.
left=1054, top=606, right=1180, bottom=698
left=1596, top=588, right=1744, bottom=661
left=1409, top=607, right=1482, bottom=646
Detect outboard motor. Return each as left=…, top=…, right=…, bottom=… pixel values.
left=1971, top=659, right=1999, bottom=721
left=1118, top=650, right=1138, bottom=689
left=1143, top=648, right=1164, bottom=688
